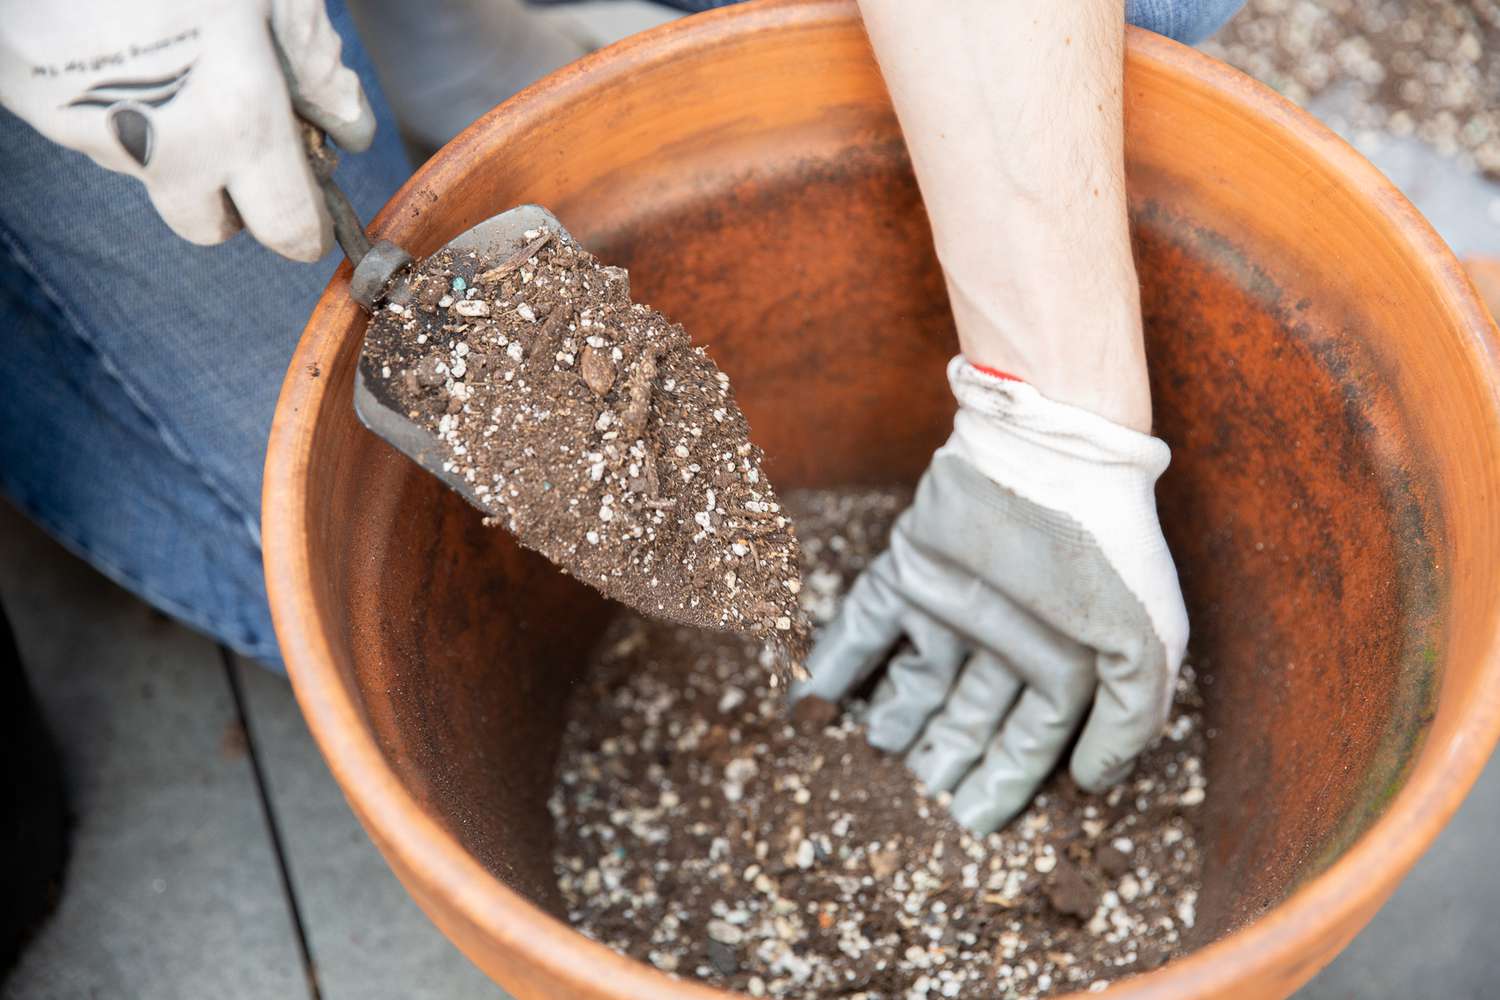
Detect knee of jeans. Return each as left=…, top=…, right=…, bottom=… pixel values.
left=1126, top=0, right=1245, bottom=44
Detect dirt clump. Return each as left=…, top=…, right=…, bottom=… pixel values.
left=552, top=488, right=1209, bottom=999
left=362, top=230, right=808, bottom=663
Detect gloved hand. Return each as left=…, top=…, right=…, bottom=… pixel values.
left=0, top=0, right=374, bottom=262
left=793, top=357, right=1188, bottom=834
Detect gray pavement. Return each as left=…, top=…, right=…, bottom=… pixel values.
left=0, top=504, right=310, bottom=1000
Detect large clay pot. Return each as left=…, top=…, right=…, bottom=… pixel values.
left=263, top=2, right=1500, bottom=997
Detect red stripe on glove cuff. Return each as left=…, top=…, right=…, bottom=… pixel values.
left=969, top=361, right=1024, bottom=383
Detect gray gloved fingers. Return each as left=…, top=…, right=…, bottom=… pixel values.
left=1069, top=647, right=1173, bottom=791
left=271, top=0, right=377, bottom=152
left=226, top=134, right=334, bottom=262
left=146, top=181, right=241, bottom=248
left=949, top=652, right=1095, bottom=834
left=792, top=554, right=905, bottom=705
left=863, top=617, right=967, bottom=753
left=904, top=649, right=1022, bottom=793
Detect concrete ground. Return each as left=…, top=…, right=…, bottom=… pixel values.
left=4, top=13, right=1500, bottom=1000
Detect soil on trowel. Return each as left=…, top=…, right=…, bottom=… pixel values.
left=362, top=229, right=809, bottom=664
left=552, top=489, right=1209, bottom=999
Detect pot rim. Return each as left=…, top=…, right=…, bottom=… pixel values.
left=263, top=2, right=1500, bottom=997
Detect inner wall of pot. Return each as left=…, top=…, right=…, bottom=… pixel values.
left=581, top=149, right=1441, bottom=943
left=329, top=129, right=1441, bottom=949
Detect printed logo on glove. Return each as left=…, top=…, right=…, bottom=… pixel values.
left=66, top=64, right=193, bottom=166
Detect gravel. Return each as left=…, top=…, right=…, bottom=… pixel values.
left=1202, top=0, right=1500, bottom=175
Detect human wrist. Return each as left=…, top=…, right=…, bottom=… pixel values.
left=934, top=166, right=1151, bottom=429
left=954, top=311, right=1153, bottom=436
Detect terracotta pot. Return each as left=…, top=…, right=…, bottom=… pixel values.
left=1465, top=258, right=1500, bottom=320
left=263, top=2, right=1500, bottom=997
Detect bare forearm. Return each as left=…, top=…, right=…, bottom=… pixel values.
left=858, top=0, right=1151, bottom=432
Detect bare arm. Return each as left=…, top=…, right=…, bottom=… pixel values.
left=857, top=1, right=1150, bottom=432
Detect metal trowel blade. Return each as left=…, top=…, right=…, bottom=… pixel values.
left=352, top=204, right=569, bottom=513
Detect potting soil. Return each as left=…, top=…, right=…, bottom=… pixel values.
left=362, top=231, right=808, bottom=660
left=552, top=488, right=1209, bottom=1000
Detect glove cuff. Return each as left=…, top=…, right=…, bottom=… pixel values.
left=949, top=357, right=1170, bottom=476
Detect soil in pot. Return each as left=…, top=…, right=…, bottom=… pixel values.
left=362, top=232, right=809, bottom=659
left=551, top=489, right=1209, bottom=999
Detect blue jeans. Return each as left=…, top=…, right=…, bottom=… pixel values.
left=0, top=0, right=1240, bottom=670
left=0, top=2, right=411, bottom=667
left=1124, top=0, right=1246, bottom=45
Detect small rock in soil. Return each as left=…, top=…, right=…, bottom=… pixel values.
left=708, top=940, right=740, bottom=976
left=790, top=694, right=839, bottom=731
left=362, top=230, right=809, bottom=667
left=552, top=488, right=1211, bottom=999
left=1044, top=859, right=1097, bottom=920
left=1096, top=843, right=1132, bottom=881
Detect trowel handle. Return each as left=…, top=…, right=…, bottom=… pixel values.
left=299, top=122, right=413, bottom=311
left=302, top=124, right=372, bottom=264
left=278, top=33, right=411, bottom=311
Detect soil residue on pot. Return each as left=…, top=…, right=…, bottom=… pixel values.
left=362, top=231, right=809, bottom=662
left=552, top=489, right=1209, bottom=999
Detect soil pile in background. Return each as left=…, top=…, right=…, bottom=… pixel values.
left=1205, top=0, right=1500, bottom=175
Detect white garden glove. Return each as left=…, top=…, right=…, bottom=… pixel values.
left=793, top=357, right=1188, bottom=834
left=0, top=0, right=375, bottom=262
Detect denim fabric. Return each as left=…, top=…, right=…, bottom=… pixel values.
left=587, top=0, right=1246, bottom=46
left=0, top=1, right=410, bottom=668
left=1124, top=0, right=1246, bottom=44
